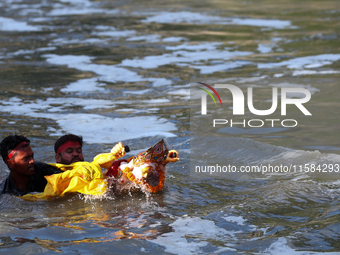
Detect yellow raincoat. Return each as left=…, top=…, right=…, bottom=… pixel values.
left=21, top=162, right=107, bottom=201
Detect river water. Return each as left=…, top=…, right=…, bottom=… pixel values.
left=0, top=0, right=340, bottom=254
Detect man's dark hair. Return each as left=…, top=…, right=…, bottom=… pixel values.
left=0, top=135, right=30, bottom=162
left=54, top=134, right=83, bottom=153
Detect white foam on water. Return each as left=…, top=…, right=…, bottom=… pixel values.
left=42, top=87, right=53, bottom=93
left=5, top=3, right=43, bottom=11
left=167, top=84, right=190, bottom=99
left=18, top=8, right=44, bottom=16
left=162, top=37, right=188, bottom=42
left=59, top=0, right=91, bottom=4
left=127, top=213, right=148, bottom=228
left=167, top=88, right=190, bottom=99
left=47, top=1, right=120, bottom=16
left=7, top=46, right=57, bottom=57
left=94, top=25, right=112, bottom=30
left=49, top=37, right=107, bottom=46
left=260, top=237, right=338, bottom=255
left=8, top=49, right=35, bottom=56
left=150, top=78, right=172, bottom=87
left=0, top=96, right=170, bottom=113
left=293, top=70, right=340, bottom=76
left=231, top=18, right=293, bottom=29
left=116, top=108, right=159, bottom=114
left=123, top=89, right=152, bottom=95
left=236, top=75, right=268, bottom=83
left=126, top=34, right=161, bottom=42
left=43, top=54, right=171, bottom=87
left=30, top=17, right=50, bottom=22
left=304, top=145, right=340, bottom=151
left=261, top=237, right=301, bottom=255
left=271, top=37, right=283, bottom=42
left=0, top=97, right=176, bottom=143
left=140, top=11, right=293, bottom=29
left=120, top=44, right=252, bottom=71
left=0, top=97, right=115, bottom=113
left=165, top=42, right=222, bottom=51
left=181, top=60, right=252, bottom=74
left=150, top=216, right=237, bottom=255
left=257, top=43, right=274, bottom=54
left=52, top=114, right=177, bottom=144
left=258, top=54, right=340, bottom=70
left=61, top=78, right=106, bottom=93
left=0, top=17, right=40, bottom=31
left=221, top=215, right=247, bottom=226
left=121, top=53, right=175, bottom=68
left=143, top=98, right=170, bottom=103
left=140, top=11, right=220, bottom=24
left=91, top=25, right=136, bottom=38
left=36, top=46, right=57, bottom=52
left=222, top=214, right=266, bottom=235
left=92, top=29, right=136, bottom=38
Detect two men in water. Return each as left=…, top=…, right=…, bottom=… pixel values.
left=0, top=133, right=126, bottom=197
left=0, top=133, right=85, bottom=196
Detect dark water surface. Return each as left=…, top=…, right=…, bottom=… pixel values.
left=0, top=0, right=340, bottom=254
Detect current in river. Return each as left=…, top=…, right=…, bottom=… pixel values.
left=0, top=0, right=340, bottom=254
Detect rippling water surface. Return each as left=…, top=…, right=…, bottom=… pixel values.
left=0, top=0, right=340, bottom=254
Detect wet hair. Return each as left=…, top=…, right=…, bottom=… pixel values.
left=54, top=134, right=83, bottom=153
left=0, top=135, right=30, bottom=162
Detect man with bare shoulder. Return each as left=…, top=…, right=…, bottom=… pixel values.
left=0, top=135, right=62, bottom=196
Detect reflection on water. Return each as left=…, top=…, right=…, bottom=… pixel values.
left=0, top=0, right=340, bottom=253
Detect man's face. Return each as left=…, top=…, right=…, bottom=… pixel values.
left=8, top=145, right=35, bottom=176
left=56, top=141, right=84, bottom=164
